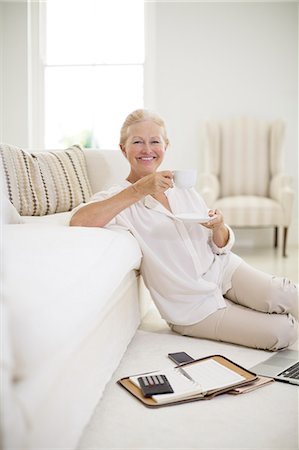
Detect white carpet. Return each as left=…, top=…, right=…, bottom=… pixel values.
left=77, top=330, right=298, bottom=450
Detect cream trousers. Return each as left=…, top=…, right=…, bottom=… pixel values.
left=170, top=261, right=298, bottom=351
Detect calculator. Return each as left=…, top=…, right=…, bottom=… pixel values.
left=137, top=374, right=174, bottom=397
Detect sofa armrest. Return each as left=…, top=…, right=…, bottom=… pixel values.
left=0, top=301, right=27, bottom=449
left=270, top=173, right=294, bottom=224
left=197, top=173, right=220, bottom=206
left=1, top=192, right=24, bottom=224
left=3, top=224, right=141, bottom=380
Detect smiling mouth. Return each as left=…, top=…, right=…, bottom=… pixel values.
left=137, top=156, right=156, bottom=161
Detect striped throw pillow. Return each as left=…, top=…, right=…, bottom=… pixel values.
left=0, top=144, right=92, bottom=216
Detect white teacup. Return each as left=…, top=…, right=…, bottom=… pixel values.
left=173, top=169, right=197, bottom=189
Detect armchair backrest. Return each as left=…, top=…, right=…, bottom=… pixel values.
left=205, top=117, right=285, bottom=198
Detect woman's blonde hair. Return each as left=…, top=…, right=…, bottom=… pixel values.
left=119, top=109, right=169, bottom=147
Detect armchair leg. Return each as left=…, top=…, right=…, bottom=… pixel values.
left=283, top=227, right=288, bottom=258
left=274, top=227, right=278, bottom=248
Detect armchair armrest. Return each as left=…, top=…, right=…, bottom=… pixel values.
left=270, top=173, right=294, bottom=224
left=197, top=173, right=220, bottom=206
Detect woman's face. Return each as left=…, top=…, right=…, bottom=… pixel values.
left=120, top=120, right=167, bottom=182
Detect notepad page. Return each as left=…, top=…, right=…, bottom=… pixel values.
left=183, top=359, right=246, bottom=392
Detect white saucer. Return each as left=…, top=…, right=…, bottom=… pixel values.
left=175, top=213, right=215, bottom=223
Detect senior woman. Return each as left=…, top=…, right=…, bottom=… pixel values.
left=70, top=109, right=298, bottom=351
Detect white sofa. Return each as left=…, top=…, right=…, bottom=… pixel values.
left=0, top=147, right=146, bottom=449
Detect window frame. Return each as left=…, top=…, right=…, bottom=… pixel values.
left=29, top=0, right=145, bottom=150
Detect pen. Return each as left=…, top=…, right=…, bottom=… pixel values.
left=177, top=367, right=196, bottom=383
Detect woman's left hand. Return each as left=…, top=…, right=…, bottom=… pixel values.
left=202, top=209, right=229, bottom=248
left=202, top=209, right=224, bottom=232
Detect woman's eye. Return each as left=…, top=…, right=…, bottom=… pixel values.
left=151, top=140, right=160, bottom=144
left=133, top=140, right=142, bottom=144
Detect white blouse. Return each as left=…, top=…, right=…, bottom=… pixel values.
left=74, top=182, right=242, bottom=326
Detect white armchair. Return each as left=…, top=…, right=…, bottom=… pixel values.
left=198, top=117, right=294, bottom=256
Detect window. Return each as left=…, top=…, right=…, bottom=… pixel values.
left=45, top=0, right=144, bottom=149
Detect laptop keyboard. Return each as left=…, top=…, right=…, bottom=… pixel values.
left=278, top=362, right=299, bottom=380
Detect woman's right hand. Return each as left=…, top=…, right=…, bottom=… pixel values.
left=133, top=171, right=173, bottom=196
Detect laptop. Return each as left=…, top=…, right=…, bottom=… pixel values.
left=250, top=349, right=299, bottom=385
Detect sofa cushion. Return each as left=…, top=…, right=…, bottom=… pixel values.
left=0, top=144, right=92, bottom=216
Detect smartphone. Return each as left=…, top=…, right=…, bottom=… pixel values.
left=168, top=351, right=195, bottom=365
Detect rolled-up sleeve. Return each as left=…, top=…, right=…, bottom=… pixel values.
left=208, top=224, right=235, bottom=255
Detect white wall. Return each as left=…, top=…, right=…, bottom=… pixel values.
left=144, top=1, right=298, bottom=246
left=0, top=2, right=3, bottom=141
left=1, top=1, right=29, bottom=146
